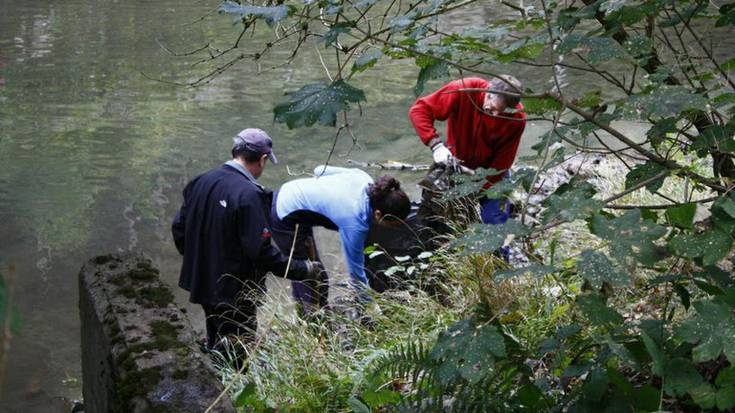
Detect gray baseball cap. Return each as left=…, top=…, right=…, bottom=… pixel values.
left=233, top=128, right=278, bottom=164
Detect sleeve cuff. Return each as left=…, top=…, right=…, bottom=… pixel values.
left=427, top=136, right=442, bottom=149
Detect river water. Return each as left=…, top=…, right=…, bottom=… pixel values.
left=0, top=0, right=691, bottom=411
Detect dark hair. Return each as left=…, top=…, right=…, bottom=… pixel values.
left=368, top=176, right=410, bottom=222
left=232, top=144, right=262, bottom=162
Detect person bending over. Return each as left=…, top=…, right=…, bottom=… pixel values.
left=271, top=166, right=410, bottom=312
left=409, top=75, right=527, bottom=225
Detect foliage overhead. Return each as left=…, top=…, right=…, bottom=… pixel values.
left=273, top=80, right=366, bottom=128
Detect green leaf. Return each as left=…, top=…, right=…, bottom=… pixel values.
left=562, top=363, right=591, bottom=378
left=481, top=167, right=536, bottom=200
left=589, top=210, right=667, bottom=266
left=576, top=90, right=603, bottom=108
left=716, top=3, right=735, bottom=27
left=542, top=183, right=604, bottom=224
left=389, top=12, right=418, bottom=32
left=576, top=293, right=624, bottom=326
left=323, top=23, right=351, bottom=47
left=498, top=38, right=546, bottom=62
left=459, top=27, right=511, bottom=44
left=715, top=193, right=735, bottom=219
left=692, top=125, right=735, bottom=156
left=495, top=265, right=557, bottom=281
left=690, top=383, right=717, bottom=409
left=646, top=117, right=678, bottom=147
left=355, top=0, right=379, bottom=8
left=674, top=283, right=691, bottom=310
left=714, top=92, right=735, bottom=108
left=582, top=368, right=609, bottom=402
left=218, top=1, right=292, bottom=26
left=274, top=80, right=366, bottom=128
left=556, top=34, right=629, bottom=64
left=430, top=318, right=506, bottom=385
left=639, top=318, right=668, bottom=344
left=515, top=383, right=546, bottom=410
left=661, top=2, right=708, bottom=26
left=522, top=96, right=562, bottom=115
left=664, top=357, right=704, bottom=396
left=233, top=382, right=266, bottom=409
left=444, top=167, right=502, bottom=199
left=600, top=0, right=628, bottom=15
left=558, top=7, right=581, bottom=30
left=348, top=395, right=371, bottom=413
left=665, top=203, right=697, bottom=229
left=717, top=385, right=735, bottom=410
left=414, top=56, right=449, bottom=96
left=693, top=278, right=726, bottom=296
left=677, top=300, right=735, bottom=363
left=360, top=388, right=400, bottom=408
left=668, top=229, right=733, bottom=266
left=623, top=35, right=654, bottom=62
left=624, top=86, right=708, bottom=119
left=451, top=221, right=529, bottom=256
left=716, top=366, right=735, bottom=387
left=605, top=366, right=635, bottom=400
left=351, top=49, right=383, bottom=74
left=641, top=331, right=664, bottom=376
left=577, top=250, right=630, bottom=289
left=624, top=162, right=668, bottom=193
left=723, top=58, right=735, bottom=72
left=634, top=385, right=661, bottom=411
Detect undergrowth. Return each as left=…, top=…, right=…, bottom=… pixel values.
left=210, top=151, right=735, bottom=412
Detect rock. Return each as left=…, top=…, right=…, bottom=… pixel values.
left=79, top=251, right=236, bottom=413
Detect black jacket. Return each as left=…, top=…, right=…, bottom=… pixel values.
left=172, top=164, right=307, bottom=306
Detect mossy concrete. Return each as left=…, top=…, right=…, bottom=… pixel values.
left=79, top=251, right=236, bottom=413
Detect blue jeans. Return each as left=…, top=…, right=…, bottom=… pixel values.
left=479, top=197, right=510, bottom=225
left=479, top=197, right=511, bottom=262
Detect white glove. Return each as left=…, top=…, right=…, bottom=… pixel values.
left=431, top=142, right=453, bottom=165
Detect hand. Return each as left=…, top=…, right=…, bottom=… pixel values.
left=305, top=260, right=326, bottom=279
left=431, top=142, right=453, bottom=165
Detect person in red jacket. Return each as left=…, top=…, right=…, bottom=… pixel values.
left=409, top=76, right=526, bottom=225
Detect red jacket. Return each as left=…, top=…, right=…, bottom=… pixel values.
left=409, top=77, right=526, bottom=187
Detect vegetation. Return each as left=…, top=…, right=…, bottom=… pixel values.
left=193, top=0, right=735, bottom=410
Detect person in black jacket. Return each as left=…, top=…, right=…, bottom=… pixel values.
left=172, top=128, right=321, bottom=351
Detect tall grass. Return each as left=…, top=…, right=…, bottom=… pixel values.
left=212, top=272, right=464, bottom=411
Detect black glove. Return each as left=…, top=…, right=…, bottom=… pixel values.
left=304, top=260, right=326, bottom=279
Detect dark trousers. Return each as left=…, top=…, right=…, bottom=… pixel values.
left=270, top=194, right=331, bottom=310
left=201, top=301, right=257, bottom=351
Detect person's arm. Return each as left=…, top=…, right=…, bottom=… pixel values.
left=237, top=200, right=309, bottom=280
left=409, top=78, right=485, bottom=146
left=171, top=186, right=189, bottom=255
left=339, top=227, right=370, bottom=288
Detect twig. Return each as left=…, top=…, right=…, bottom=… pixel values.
left=673, top=3, right=735, bottom=90
left=602, top=170, right=670, bottom=204
left=605, top=195, right=718, bottom=209
left=315, top=46, right=334, bottom=81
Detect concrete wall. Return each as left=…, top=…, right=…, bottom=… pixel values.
left=79, top=251, right=236, bottom=413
